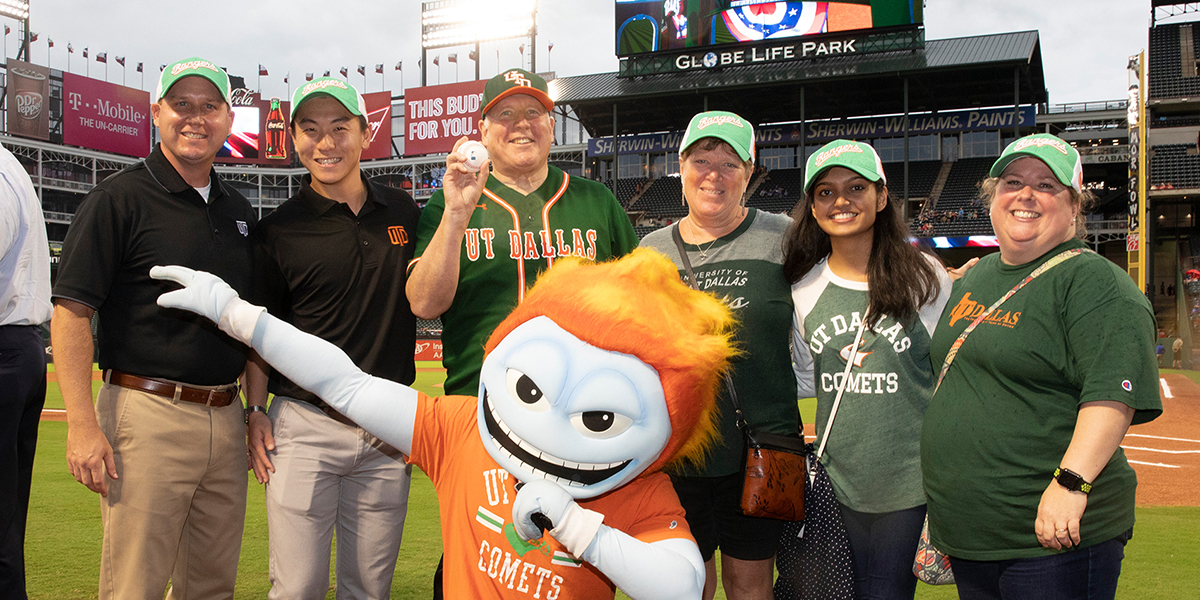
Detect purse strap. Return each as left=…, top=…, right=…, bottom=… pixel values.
left=815, top=317, right=865, bottom=463
left=671, top=225, right=745, bottom=430
left=934, top=247, right=1091, bottom=394
left=672, top=225, right=855, bottom=469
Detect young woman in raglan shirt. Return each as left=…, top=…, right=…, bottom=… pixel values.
left=784, top=139, right=951, bottom=600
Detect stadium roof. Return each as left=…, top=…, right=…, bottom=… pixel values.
left=555, top=31, right=1047, bottom=138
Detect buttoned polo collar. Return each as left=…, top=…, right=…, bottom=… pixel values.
left=144, top=143, right=227, bottom=202
left=297, top=171, right=378, bottom=218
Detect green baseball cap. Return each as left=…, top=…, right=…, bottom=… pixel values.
left=803, top=139, right=886, bottom=192
left=990, top=133, right=1083, bottom=192
left=290, top=77, right=367, bottom=122
left=679, top=111, right=755, bottom=162
left=154, top=57, right=231, bottom=105
left=481, top=68, right=553, bottom=116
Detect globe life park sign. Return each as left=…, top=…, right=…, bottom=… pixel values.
left=618, top=27, right=924, bottom=78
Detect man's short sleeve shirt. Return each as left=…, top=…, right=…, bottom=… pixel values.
left=53, top=145, right=258, bottom=385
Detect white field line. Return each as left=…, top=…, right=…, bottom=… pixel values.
left=1124, top=433, right=1200, bottom=444
left=1121, top=445, right=1200, bottom=454
left=1128, top=460, right=1181, bottom=468
left=41, top=408, right=66, bottom=414
left=1160, top=377, right=1173, bottom=398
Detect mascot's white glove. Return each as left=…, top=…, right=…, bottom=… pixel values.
left=514, top=480, right=704, bottom=600
left=513, top=479, right=604, bottom=557
left=150, top=265, right=265, bottom=346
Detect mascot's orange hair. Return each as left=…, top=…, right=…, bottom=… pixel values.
left=484, top=248, right=738, bottom=475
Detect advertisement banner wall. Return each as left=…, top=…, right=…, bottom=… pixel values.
left=217, top=88, right=291, bottom=165
left=362, top=90, right=393, bottom=161
left=7, top=60, right=51, bottom=141
left=62, top=73, right=151, bottom=157
left=404, top=80, right=486, bottom=156
left=587, top=106, right=1037, bottom=156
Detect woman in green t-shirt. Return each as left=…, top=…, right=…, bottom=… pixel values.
left=784, top=139, right=951, bottom=600
left=921, top=134, right=1161, bottom=600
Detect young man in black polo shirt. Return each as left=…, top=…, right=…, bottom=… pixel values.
left=246, top=77, right=420, bottom=599
left=51, top=57, right=262, bottom=600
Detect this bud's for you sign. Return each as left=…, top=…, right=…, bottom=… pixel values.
left=404, top=80, right=485, bottom=156
left=63, top=73, right=151, bottom=158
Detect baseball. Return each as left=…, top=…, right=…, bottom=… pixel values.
left=460, top=141, right=488, bottom=172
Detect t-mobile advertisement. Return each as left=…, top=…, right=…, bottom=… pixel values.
left=404, top=80, right=486, bottom=156
left=7, top=60, right=51, bottom=141
left=362, top=90, right=393, bottom=161
left=62, top=73, right=151, bottom=157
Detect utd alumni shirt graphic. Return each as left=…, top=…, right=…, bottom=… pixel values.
left=946, top=292, right=1021, bottom=329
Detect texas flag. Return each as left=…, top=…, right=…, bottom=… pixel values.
left=721, top=1, right=827, bottom=42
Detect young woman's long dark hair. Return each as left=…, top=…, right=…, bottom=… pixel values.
left=783, top=181, right=940, bottom=327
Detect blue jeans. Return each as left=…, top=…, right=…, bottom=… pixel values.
left=948, top=532, right=1130, bottom=600
left=837, top=502, right=926, bottom=600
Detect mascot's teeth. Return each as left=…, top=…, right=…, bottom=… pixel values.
left=485, top=393, right=630, bottom=485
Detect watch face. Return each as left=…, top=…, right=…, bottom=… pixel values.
left=1056, top=468, right=1089, bottom=493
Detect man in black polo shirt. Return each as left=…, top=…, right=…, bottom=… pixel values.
left=246, top=77, right=420, bottom=599
left=51, top=57, right=260, bottom=600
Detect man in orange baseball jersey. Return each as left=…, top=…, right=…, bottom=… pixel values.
left=247, top=77, right=420, bottom=599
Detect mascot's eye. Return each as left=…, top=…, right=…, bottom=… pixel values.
left=570, top=410, right=633, bottom=439
left=506, top=368, right=550, bottom=412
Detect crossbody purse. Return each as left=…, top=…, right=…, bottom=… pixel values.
left=671, top=225, right=808, bottom=520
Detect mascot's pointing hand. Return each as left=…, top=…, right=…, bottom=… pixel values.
left=150, top=265, right=265, bottom=346
left=513, top=479, right=605, bottom=557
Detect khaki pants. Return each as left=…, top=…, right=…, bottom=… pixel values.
left=95, top=381, right=247, bottom=600
left=265, top=397, right=411, bottom=600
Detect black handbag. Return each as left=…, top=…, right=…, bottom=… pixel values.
left=773, top=319, right=865, bottom=600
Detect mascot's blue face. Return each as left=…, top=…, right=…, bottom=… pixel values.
left=477, top=316, right=672, bottom=500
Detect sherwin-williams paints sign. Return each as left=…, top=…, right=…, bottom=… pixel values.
left=63, top=73, right=151, bottom=157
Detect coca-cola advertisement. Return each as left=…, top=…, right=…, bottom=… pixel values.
left=362, top=90, right=393, bottom=161
left=216, top=88, right=291, bottom=165
left=62, top=73, right=151, bottom=157
left=404, top=80, right=486, bottom=156
left=6, top=60, right=51, bottom=141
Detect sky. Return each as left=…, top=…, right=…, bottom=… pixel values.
left=7, top=1, right=1179, bottom=107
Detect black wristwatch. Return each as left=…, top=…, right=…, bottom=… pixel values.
left=1054, top=467, right=1092, bottom=494
left=244, top=405, right=267, bottom=424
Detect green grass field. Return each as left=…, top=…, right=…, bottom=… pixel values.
left=25, top=365, right=1199, bottom=598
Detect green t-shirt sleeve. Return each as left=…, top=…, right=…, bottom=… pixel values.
left=1065, top=274, right=1162, bottom=425
left=1070, top=295, right=1161, bottom=422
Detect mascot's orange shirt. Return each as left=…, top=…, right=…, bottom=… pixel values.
left=409, top=393, right=693, bottom=599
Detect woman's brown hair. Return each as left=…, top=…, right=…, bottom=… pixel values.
left=783, top=179, right=941, bottom=328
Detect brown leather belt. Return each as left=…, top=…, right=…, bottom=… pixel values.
left=105, top=369, right=240, bottom=408
left=319, top=403, right=357, bottom=427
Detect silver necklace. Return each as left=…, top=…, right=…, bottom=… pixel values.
left=687, top=218, right=720, bottom=259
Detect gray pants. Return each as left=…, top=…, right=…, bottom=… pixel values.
left=265, top=397, right=412, bottom=600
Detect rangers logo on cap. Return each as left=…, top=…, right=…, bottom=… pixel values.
left=813, top=143, right=865, bottom=169
left=171, top=60, right=219, bottom=76
left=696, top=115, right=744, bottom=130
left=1013, top=136, right=1071, bottom=155
left=301, top=79, right=349, bottom=96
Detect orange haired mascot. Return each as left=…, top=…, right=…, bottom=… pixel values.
left=151, top=249, right=736, bottom=599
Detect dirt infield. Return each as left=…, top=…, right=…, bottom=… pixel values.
left=1125, top=374, right=1200, bottom=507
